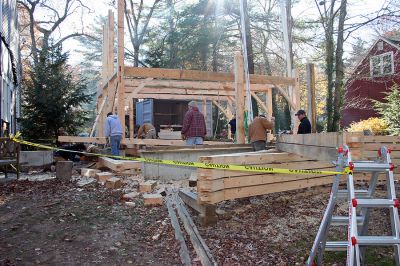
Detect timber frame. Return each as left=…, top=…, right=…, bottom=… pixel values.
left=92, top=2, right=301, bottom=145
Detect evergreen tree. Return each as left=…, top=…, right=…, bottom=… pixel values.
left=374, top=85, right=400, bottom=136
left=21, top=45, right=93, bottom=140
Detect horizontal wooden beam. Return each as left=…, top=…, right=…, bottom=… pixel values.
left=58, top=136, right=231, bottom=146
left=124, top=67, right=295, bottom=86
left=98, top=157, right=142, bottom=171
left=124, top=79, right=273, bottom=92
left=132, top=93, right=229, bottom=101
left=125, top=87, right=235, bottom=96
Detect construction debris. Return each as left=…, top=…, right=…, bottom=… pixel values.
left=95, top=172, right=113, bottom=182
left=106, top=177, right=123, bottom=189
left=80, top=168, right=101, bottom=178
left=143, top=193, right=163, bottom=206
left=139, top=180, right=157, bottom=193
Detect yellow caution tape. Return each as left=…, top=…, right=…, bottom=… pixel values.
left=10, top=134, right=349, bottom=176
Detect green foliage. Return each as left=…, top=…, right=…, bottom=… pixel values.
left=374, top=85, right=400, bottom=135
left=20, top=45, right=93, bottom=140
left=347, top=117, right=388, bottom=135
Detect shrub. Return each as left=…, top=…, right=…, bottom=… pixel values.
left=347, top=117, right=388, bottom=135
left=374, top=85, right=400, bottom=135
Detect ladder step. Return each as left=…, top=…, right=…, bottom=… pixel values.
left=331, top=216, right=363, bottom=226
left=337, top=190, right=370, bottom=199
left=357, top=236, right=400, bottom=246
left=325, top=241, right=348, bottom=251
left=352, top=162, right=391, bottom=172
left=357, top=199, right=396, bottom=208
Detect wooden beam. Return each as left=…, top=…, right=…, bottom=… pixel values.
left=129, top=77, right=153, bottom=95
left=212, top=100, right=232, bottom=120
left=99, top=157, right=141, bottom=171
left=117, top=0, right=125, bottom=139
left=179, top=189, right=217, bottom=226
left=234, top=52, right=245, bottom=144
left=132, top=93, right=229, bottom=101
left=58, top=136, right=107, bottom=144
left=125, top=86, right=236, bottom=96
left=306, top=63, right=317, bottom=133
left=124, top=79, right=274, bottom=92
left=124, top=66, right=296, bottom=86
left=129, top=99, right=134, bottom=139
left=107, top=10, right=114, bottom=77
left=250, top=91, right=269, bottom=115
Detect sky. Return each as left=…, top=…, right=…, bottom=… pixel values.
left=55, top=0, right=395, bottom=66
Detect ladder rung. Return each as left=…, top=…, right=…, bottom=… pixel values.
left=357, top=199, right=395, bottom=208
left=352, top=162, right=391, bottom=172
left=325, top=241, right=348, bottom=251
left=331, top=216, right=363, bottom=226
left=337, top=190, right=370, bottom=199
left=357, top=236, right=400, bottom=246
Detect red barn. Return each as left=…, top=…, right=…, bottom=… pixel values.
left=341, top=35, right=400, bottom=128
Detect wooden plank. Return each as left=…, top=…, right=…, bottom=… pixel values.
left=362, top=136, right=400, bottom=143
left=126, top=87, right=236, bottom=96
left=276, top=142, right=339, bottom=163
left=250, top=91, right=269, bottom=115
left=277, top=132, right=344, bottom=147
left=133, top=93, right=229, bottom=101
left=306, top=63, right=317, bottom=133
left=129, top=99, right=134, bottom=139
left=58, top=136, right=107, bottom=144
left=200, top=151, right=306, bottom=165
left=174, top=195, right=217, bottom=265
left=125, top=66, right=295, bottom=86
left=124, top=79, right=274, bottom=92
left=99, top=157, right=142, bottom=171
left=362, top=143, right=400, bottom=151
left=117, top=0, right=125, bottom=139
left=107, top=10, right=114, bottom=76
left=166, top=198, right=191, bottom=266
left=234, top=52, right=245, bottom=144
left=198, top=161, right=335, bottom=180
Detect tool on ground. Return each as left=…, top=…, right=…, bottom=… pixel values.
left=307, top=145, right=400, bottom=265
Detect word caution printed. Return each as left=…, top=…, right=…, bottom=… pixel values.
left=10, top=134, right=349, bottom=176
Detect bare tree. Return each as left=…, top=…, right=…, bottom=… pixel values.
left=124, top=0, right=161, bottom=67
left=18, top=0, right=96, bottom=65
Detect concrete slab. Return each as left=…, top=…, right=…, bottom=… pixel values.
left=20, top=151, right=53, bottom=167
left=140, top=146, right=252, bottom=181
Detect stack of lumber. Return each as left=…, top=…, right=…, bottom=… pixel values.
left=277, top=132, right=399, bottom=174
left=98, top=157, right=142, bottom=174
left=197, top=151, right=339, bottom=205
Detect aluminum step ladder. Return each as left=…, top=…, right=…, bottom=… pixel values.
left=306, top=145, right=400, bottom=265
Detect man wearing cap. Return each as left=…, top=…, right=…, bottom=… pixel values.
left=295, top=109, right=311, bottom=134
left=248, top=115, right=275, bottom=151
left=181, top=101, right=207, bottom=145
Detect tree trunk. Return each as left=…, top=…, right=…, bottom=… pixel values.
left=325, top=4, right=335, bottom=132
left=332, top=0, right=347, bottom=131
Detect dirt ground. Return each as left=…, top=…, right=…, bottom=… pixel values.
left=0, top=172, right=398, bottom=266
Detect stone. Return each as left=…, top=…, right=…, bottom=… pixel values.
left=56, top=161, right=73, bottom=180
left=125, top=202, right=136, bottom=207
left=106, top=177, right=123, bottom=189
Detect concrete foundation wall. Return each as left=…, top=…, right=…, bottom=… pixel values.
left=20, top=151, right=53, bottom=167
left=140, top=146, right=252, bottom=181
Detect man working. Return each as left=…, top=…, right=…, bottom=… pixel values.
left=295, top=109, right=311, bottom=134
left=181, top=101, right=206, bottom=145
left=248, top=115, right=275, bottom=151
left=136, top=123, right=156, bottom=139
left=105, top=112, right=123, bottom=156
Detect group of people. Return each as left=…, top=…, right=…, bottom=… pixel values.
left=104, top=100, right=207, bottom=155
left=247, top=109, right=311, bottom=151
left=104, top=100, right=312, bottom=155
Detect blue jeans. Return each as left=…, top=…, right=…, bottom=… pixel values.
left=110, top=135, right=122, bottom=156
left=186, top=137, right=204, bottom=145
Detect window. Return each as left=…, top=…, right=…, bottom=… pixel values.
left=370, top=52, right=394, bottom=77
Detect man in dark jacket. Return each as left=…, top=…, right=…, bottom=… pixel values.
left=295, top=109, right=311, bottom=134
left=181, top=101, right=206, bottom=145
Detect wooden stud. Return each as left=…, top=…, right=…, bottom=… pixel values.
left=117, top=0, right=126, bottom=139
left=132, top=93, right=229, bottom=101
left=96, top=172, right=113, bottom=182
left=306, top=63, right=317, bottom=133
left=234, top=52, right=245, bottom=144
left=106, top=177, right=123, bottom=189
left=139, top=180, right=157, bottom=192
left=129, top=98, right=134, bottom=139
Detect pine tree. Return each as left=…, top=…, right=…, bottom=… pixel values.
left=374, top=85, right=400, bottom=135
left=21, top=45, right=93, bottom=140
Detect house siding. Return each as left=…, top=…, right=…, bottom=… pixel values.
left=341, top=38, right=400, bottom=128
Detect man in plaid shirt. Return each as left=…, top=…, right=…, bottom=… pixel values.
left=181, top=101, right=206, bottom=145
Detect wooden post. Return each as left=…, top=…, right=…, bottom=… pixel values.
left=129, top=98, right=134, bottom=139
left=117, top=0, right=126, bottom=139
left=203, top=98, right=207, bottom=135
left=234, top=52, right=245, bottom=144
left=306, top=63, right=317, bottom=133
left=266, top=88, right=273, bottom=142
left=108, top=10, right=114, bottom=77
